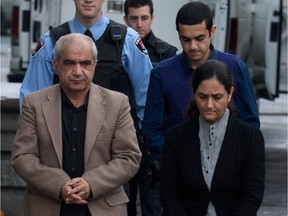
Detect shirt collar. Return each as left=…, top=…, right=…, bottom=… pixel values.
left=199, top=108, right=230, bottom=137
left=208, top=44, right=218, bottom=59
left=70, top=15, right=109, bottom=40
left=142, top=31, right=156, bottom=46
left=179, top=52, right=194, bottom=75
left=182, top=44, right=216, bottom=74
left=61, top=88, right=89, bottom=109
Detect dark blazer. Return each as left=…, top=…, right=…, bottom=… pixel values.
left=160, top=116, right=265, bottom=216
left=11, top=84, right=141, bottom=216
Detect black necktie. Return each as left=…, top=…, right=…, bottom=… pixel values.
left=84, top=29, right=94, bottom=41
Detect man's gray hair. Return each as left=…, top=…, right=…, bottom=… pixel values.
left=54, top=33, right=98, bottom=61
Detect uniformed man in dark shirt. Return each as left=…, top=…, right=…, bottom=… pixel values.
left=124, top=0, right=178, bottom=67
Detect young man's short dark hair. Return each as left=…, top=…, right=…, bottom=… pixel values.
left=124, top=0, right=154, bottom=16
left=176, top=1, right=213, bottom=32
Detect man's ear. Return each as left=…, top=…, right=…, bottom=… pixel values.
left=53, top=60, right=59, bottom=76
left=151, top=14, right=154, bottom=22
left=210, top=25, right=217, bottom=39
left=123, top=16, right=128, bottom=25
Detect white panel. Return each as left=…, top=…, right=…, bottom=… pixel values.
left=235, top=0, right=253, bottom=61
left=29, top=0, right=49, bottom=52
left=279, top=0, right=287, bottom=92
left=251, top=0, right=280, bottom=97
left=48, top=0, right=61, bottom=28
left=18, top=0, right=31, bottom=68
left=152, top=0, right=189, bottom=51
left=60, top=0, right=76, bottom=23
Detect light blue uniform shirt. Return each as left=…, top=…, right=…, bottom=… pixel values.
left=20, top=15, right=152, bottom=128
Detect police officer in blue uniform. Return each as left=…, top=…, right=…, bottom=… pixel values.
left=20, top=0, right=152, bottom=129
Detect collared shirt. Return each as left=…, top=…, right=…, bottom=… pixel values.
left=141, top=44, right=259, bottom=161
left=199, top=108, right=229, bottom=216
left=142, top=31, right=178, bottom=65
left=20, top=14, right=152, bottom=128
left=61, top=90, right=88, bottom=178
left=60, top=89, right=90, bottom=216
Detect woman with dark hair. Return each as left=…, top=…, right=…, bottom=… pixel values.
left=160, top=60, right=265, bottom=216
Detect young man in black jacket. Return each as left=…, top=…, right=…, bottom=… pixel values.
left=124, top=1, right=177, bottom=215
left=124, top=0, right=178, bottom=67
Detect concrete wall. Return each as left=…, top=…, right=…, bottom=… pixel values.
left=1, top=99, right=25, bottom=215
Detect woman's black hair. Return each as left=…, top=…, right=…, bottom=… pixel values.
left=187, top=60, right=237, bottom=119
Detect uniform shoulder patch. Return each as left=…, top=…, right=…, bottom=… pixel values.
left=32, top=37, right=45, bottom=56
left=135, top=36, right=148, bottom=56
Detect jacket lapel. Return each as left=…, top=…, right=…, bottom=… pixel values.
left=84, top=85, right=107, bottom=164
left=42, top=85, right=63, bottom=167
left=189, top=120, right=209, bottom=190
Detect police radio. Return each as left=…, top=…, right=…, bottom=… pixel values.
left=111, top=25, right=123, bottom=41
